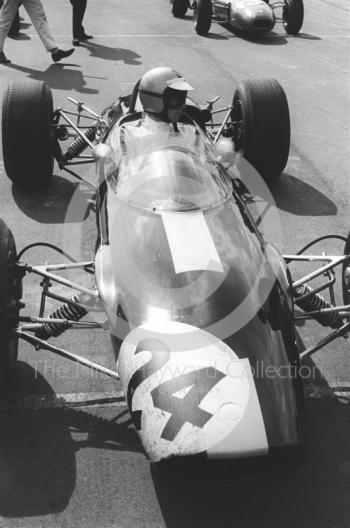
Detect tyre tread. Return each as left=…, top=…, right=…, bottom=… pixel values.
left=2, top=79, right=54, bottom=187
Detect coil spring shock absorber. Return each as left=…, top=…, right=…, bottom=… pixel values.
left=294, top=284, right=343, bottom=329
left=63, top=125, right=96, bottom=163
left=35, top=294, right=88, bottom=340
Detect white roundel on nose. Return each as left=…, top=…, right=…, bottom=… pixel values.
left=119, top=321, right=254, bottom=462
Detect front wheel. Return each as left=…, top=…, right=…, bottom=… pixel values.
left=283, top=0, right=304, bottom=35
left=0, top=219, right=22, bottom=384
left=193, top=0, right=212, bottom=35
left=2, top=79, right=54, bottom=188
left=171, top=0, right=189, bottom=17
left=231, top=78, right=290, bottom=183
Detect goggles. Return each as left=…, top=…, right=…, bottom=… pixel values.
left=164, top=89, right=187, bottom=109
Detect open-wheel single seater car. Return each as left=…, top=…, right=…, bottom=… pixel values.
left=1, top=76, right=350, bottom=479
left=170, top=0, right=304, bottom=37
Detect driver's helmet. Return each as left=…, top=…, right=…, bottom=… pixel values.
left=139, top=67, right=194, bottom=115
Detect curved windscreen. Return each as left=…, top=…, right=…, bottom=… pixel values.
left=112, top=128, right=232, bottom=212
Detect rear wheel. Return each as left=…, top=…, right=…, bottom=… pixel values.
left=193, top=0, right=212, bottom=35
left=0, top=219, right=22, bottom=384
left=342, top=232, right=350, bottom=306
left=2, top=79, right=54, bottom=188
left=171, top=0, right=188, bottom=17
left=282, top=0, right=304, bottom=35
left=231, top=78, right=290, bottom=183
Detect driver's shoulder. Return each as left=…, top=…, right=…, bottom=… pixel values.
left=109, top=117, right=143, bottom=141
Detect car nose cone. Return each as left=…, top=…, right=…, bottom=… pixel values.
left=234, top=1, right=275, bottom=32
left=118, top=321, right=269, bottom=464
left=252, top=8, right=275, bottom=30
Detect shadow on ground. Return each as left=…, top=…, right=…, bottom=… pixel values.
left=0, top=362, right=76, bottom=517
left=293, top=32, right=322, bottom=41
left=79, top=41, right=142, bottom=65
left=270, top=173, right=337, bottom=216
left=153, top=396, right=350, bottom=528
left=1, top=63, right=102, bottom=93
left=218, top=23, right=321, bottom=44
left=204, top=31, right=230, bottom=40
left=221, top=24, right=288, bottom=45
left=234, top=160, right=337, bottom=217
left=8, top=32, right=31, bottom=41
left=12, top=174, right=94, bottom=224
left=0, top=361, right=141, bottom=518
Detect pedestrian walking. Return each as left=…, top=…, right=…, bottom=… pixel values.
left=0, top=0, right=75, bottom=63
left=70, top=0, right=92, bottom=46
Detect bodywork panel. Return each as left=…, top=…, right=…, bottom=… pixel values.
left=214, top=0, right=276, bottom=32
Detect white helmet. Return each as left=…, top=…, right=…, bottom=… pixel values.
left=139, top=67, right=194, bottom=114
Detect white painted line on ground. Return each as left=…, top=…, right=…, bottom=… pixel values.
left=330, top=383, right=350, bottom=402
left=58, top=33, right=350, bottom=39
left=1, top=386, right=349, bottom=411
left=0, top=391, right=126, bottom=411
left=20, top=31, right=350, bottom=40
left=317, top=34, right=350, bottom=39
left=26, top=34, right=197, bottom=38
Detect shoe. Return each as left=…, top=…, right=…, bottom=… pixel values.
left=51, top=48, right=75, bottom=63
left=80, top=33, right=93, bottom=41
left=73, top=34, right=93, bottom=46
left=0, top=51, right=11, bottom=63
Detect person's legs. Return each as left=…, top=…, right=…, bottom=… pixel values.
left=0, top=0, right=21, bottom=52
left=22, top=0, right=57, bottom=51
left=70, top=0, right=87, bottom=38
left=23, top=0, right=74, bottom=61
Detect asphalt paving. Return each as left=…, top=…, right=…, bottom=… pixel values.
left=0, top=0, right=349, bottom=526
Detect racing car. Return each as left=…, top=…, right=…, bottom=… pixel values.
left=1, top=77, right=349, bottom=479
left=170, top=0, right=304, bottom=37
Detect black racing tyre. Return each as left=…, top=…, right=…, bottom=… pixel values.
left=342, top=231, right=350, bottom=306
left=282, top=0, right=304, bottom=35
left=171, top=0, right=188, bottom=17
left=232, top=78, right=290, bottom=183
left=0, top=219, right=22, bottom=383
left=2, top=79, right=54, bottom=188
left=193, top=0, right=212, bottom=35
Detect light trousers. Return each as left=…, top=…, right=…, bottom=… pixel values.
left=0, top=0, right=57, bottom=52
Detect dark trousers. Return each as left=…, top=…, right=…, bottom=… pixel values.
left=70, top=0, right=87, bottom=38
